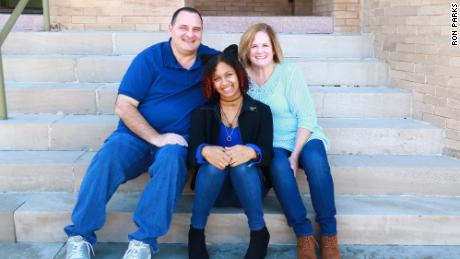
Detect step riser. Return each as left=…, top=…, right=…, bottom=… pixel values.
left=0, top=120, right=442, bottom=155
left=202, top=16, right=334, bottom=34
left=5, top=86, right=411, bottom=118
left=0, top=197, right=25, bottom=242
left=326, top=127, right=443, bottom=155
left=0, top=213, right=15, bottom=242
left=2, top=164, right=459, bottom=196
left=14, top=211, right=460, bottom=245
left=6, top=193, right=460, bottom=245
left=3, top=56, right=388, bottom=86
left=4, top=32, right=373, bottom=58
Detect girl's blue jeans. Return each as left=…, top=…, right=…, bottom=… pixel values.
left=191, top=163, right=267, bottom=231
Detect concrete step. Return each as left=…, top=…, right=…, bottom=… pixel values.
left=202, top=16, right=334, bottom=34
left=3, top=193, right=460, bottom=245
left=1, top=151, right=459, bottom=196
left=3, top=32, right=373, bottom=58
left=5, top=84, right=411, bottom=118
left=0, top=116, right=442, bottom=154
left=3, top=55, right=388, bottom=86
left=0, top=14, right=43, bottom=32
left=2, top=242, right=460, bottom=259
left=5, top=83, right=117, bottom=115
left=0, top=15, right=334, bottom=34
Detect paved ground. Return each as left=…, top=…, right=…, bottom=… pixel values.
left=1, top=243, right=460, bottom=259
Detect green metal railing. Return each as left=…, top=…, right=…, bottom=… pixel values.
left=0, top=0, right=50, bottom=120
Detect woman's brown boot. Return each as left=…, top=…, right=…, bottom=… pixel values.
left=320, top=235, right=341, bottom=259
left=296, top=235, right=317, bottom=259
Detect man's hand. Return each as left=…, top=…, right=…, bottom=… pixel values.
left=151, top=133, right=188, bottom=147
left=202, top=146, right=231, bottom=170
left=224, top=145, right=257, bottom=167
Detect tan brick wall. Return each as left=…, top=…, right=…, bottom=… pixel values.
left=312, top=0, right=360, bottom=32
left=189, top=0, right=294, bottom=16
left=363, top=1, right=460, bottom=158
left=49, top=0, right=352, bottom=31
left=49, top=0, right=184, bottom=31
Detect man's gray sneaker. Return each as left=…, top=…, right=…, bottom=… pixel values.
left=65, top=235, right=94, bottom=259
left=122, top=240, right=152, bottom=259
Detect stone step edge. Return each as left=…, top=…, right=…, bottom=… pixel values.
left=7, top=193, right=460, bottom=245
left=1, top=152, right=460, bottom=195
left=4, top=84, right=411, bottom=117
left=0, top=116, right=443, bottom=154
left=0, top=15, right=335, bottom=34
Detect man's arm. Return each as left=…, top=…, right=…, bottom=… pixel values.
left=115, top=94, right=188, bottom=147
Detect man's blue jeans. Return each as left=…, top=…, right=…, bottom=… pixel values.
left=270, top=139, right=337, bottom=237
left=191, top=163, right=266, bottom=231
left=64, top=132, right=188, bottom=252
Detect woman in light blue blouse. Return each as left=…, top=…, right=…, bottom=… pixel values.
left=239, top=23, right=340, bottom=259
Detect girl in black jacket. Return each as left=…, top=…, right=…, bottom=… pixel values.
left=188, top=45, right=273, bottom=259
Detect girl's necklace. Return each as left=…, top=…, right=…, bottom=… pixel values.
left=220, top=102, right=242, bottom=142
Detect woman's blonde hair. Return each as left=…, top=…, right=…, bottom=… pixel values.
left=238, top=23, right=284, bottom=68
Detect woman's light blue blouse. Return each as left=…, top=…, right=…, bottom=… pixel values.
left=248, top=62, right=329, bottom=151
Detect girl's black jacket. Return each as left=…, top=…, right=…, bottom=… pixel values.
left=188, top=94, right=274, bottom=180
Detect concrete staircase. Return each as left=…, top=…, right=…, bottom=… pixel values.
left=1, top=31, right=460, bottom=250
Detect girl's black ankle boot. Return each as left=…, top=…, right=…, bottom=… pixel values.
left=244, top=226, right=270, bottom=259
left=188, top=225, right=209, bottom=259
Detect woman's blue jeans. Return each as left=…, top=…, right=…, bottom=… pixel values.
left=191, top=163, right=266, bottom=231
left=64, top=132, right=189, bottom=253
left=270, top=139, right=337, bottom=237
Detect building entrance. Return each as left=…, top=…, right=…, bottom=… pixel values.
left=0, top=0, right=42, bottom=14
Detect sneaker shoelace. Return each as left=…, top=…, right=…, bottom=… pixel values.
left=68, top=240, right=94, bottom=259
left=124, top=242, right=147, bottom=259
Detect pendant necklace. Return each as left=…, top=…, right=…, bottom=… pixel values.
left=220, top=102, right=242, bottom=142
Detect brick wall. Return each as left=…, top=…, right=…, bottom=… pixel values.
left=363, top=1, right=460, bottom=158
left=49, top=0, right=351, bottom=31
left=49, top=0, right=184, bottom=31
left=312, top=0, right=360, bottom=32
left=189, top=0, right=294, bottom=16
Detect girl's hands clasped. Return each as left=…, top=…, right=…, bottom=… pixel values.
left=201, top=146, right=231, bottom=170
left=202, top=145, right=257, bottom=169
left=224, top=145, right=257, bottom=167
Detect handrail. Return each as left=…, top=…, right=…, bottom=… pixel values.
left=0, top=0, right=31, bottom=120
left=42, top=0, right=50, bottom=31
left=0, top=0, right=30, bottom=47
left=0, top=0, right=50, bottom=120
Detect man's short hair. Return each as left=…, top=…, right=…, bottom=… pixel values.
left=171, top=7, right=203, bottom=25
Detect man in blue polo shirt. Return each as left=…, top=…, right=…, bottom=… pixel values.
left=63, top=7, right=216, bottom=259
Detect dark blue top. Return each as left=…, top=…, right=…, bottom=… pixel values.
left=217, top=123, right=242, bottom=147
left=116, top=40, right=217, bottom=140
left=195, top=123, right=262, bottom=165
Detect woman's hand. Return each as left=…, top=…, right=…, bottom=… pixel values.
left=202, top=146, right=231, bottom=170
left=288, top=154, right=299, bottom=177
left=225, top=145, right=257, bottom=167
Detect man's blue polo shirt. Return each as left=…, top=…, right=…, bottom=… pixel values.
left=116, top=40, right=216, bottom=140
